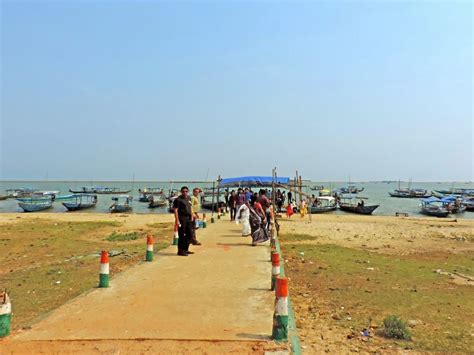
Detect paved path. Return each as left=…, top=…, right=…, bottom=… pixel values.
left=14, top=218, right=274, bottom=342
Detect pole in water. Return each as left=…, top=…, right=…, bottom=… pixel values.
left=146, top=234, right=154, bottom=262
left=272, top=277, right=289, bottom=341
left=99, top=250, right=109, bottom=288
left=172, top=224, right=179, bottom=245
left=271, top=251, right=280, bottom=291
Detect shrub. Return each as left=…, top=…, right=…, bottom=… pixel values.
left=381, top=315, right=412, bottom=340
left=106, top=232, right=138, bottom=242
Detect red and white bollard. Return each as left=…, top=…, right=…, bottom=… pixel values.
left=271, top=251, right=280, bottom=291
left=99, top=250, right=109, bottom=288
left=272, top=277, right=289, bottom=341
left=146, top=234, right=153, bottom=262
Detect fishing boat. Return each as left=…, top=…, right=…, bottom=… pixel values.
left=6, top=188, right=39, bottom=198
left=310, top=185, right=324, bottom=191
left=109, top=195, right=133, bottom=213
left=69, top=187, right=131, bottom=194
left=148, top=195, right=167, bottom=208
left=338, top=196, right=379, bottom=215
left=54, top=194, right=75, bottom=201
left=318, top=189, right=332, bottom=197
left=62, top=194, right=97, bottom=211
left=463, top=197, right=474, bottom=211
left=440, top=196, right=466, bottom=214
left=138, top=188, right=164, bottom=202
left=419, top=197, right=449, bottom=218
left=389, top=179, right=430, bottom=198
left=16, top=195, right=52, bottom=202
left=0, top=195, right=9, bottom=201
left=333, top=184, right=364, bottom=195
left=433, top=188, right=474, bottom=197
left=18, top=199, right=53, bottom=212
left=308, top=196, right=337, bottom=213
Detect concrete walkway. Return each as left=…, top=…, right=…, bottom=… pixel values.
left=14, top=218, right=274, bottom=342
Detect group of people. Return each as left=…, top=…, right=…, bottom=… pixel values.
left=223, top=188, right=272, bottom=246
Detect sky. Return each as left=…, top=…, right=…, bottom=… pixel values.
left=1, top=0, right=472, bottom=182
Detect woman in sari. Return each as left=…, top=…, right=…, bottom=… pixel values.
left=248, top=201, right=269, bottom=246
left=236, top=203, right=251, bottom=236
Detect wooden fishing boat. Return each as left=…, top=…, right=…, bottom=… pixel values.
left=0, top=195, right=9, bottom=201
left=6, top=188, right=39, bottom=198
left=18, top=199, right=53, bottom=212
left=308, top=196, right=337, bottom=213
left=440, top=196, right=466, bottom=214
left=433, top=188, right=474, bottom=197
left=16, top=195, right=52, bottom=202
left=148, top=196, right=167, bottom=208
left=338, top=196, right=379, bottom=215
left=420, top=197, right=449, bottom=218
left=109, top=195, right=133, bottom=213
left=310, top=185, right=324, bottom=191
left=389, top=180, right=430, bottom=198
left=63, top=194, right=97, bottom=211
left=69, top=187, right=131, bottom=194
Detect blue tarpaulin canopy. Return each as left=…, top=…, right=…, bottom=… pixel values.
left=440, top=196, right=457, bottom=203
left=421, top=196, right=440, bottom=203
left=218, top=176, right=290, bottom=188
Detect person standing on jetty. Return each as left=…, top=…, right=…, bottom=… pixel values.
left=229, top=190, right=236, bottom=221
left=173, top=186, right=194, bottom=256
left=190, top=187, right=202, bottom=246
left=235, top=188, right=246, bottom=216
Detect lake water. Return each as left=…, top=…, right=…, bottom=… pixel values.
left=1, top=180, right=473, bottom=219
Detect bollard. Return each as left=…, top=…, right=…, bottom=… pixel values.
left=217, top=208, right=221, bottom=219
left=172, top=224, right=179, bottom=245
left=146, top=234, right=154, bottom=262
left=211, top=215, right=215, bottom=223
left=272, top=277, right=289, bottom=341
left=203, top=214, right=207, bottom=228
left=99, top=250, right=109, bottom=288
left=0, top=291, right=11, bottom=338
left=271, top=252, right=280, bottom=291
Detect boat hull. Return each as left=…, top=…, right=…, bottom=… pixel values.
left=339, top=204, right=379, bottom=215
left=18, top=202, right=53, bottom=212
left=62, top=202, right=96, bottom=211
left=110, top=206, right=132, bottom=213
left=420, top=209, right=449, bottom=218
left=308, top=206, right=337, bottom=214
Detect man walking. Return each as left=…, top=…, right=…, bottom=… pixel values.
left=173, top=186, right=194, bottom=256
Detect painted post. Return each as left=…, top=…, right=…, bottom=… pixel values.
left=146, top=234, right=153, bottom=262
left=0, top=291, right=11, bottom=338
left=272, top=277, right=289, bottom=341
left=99, top=250, right=109, bottom=288
left=271, top=252, right=280, bottom=291
left=172, top=224, right=179, bottom=245
left=202, top=213, right=207, bottom=228
left=217, top=208, right=221, bottom=219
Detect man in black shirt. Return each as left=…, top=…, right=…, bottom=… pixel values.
left=173, top=186, right=194, bottom=256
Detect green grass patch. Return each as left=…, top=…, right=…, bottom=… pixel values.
left=279, top=232, right=321, bottom=242
left=283, top=242, right=474, bottom=352
left=106, top=231, right=139, bottom=242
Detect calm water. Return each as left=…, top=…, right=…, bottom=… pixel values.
left=1, top=180, right=473, bottom=219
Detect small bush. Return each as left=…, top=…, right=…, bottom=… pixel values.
left=381, top=315, right=412, bottom=340
left=106, top=232, right=138, bottom=242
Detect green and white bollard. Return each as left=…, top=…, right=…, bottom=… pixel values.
left=146, top=234, right=154, bottom=262
left=172, top=224, right=179, bottom=245
left=203, top=214, right=207, bottom=228
left=99, top=250, right=109, bottom=288
left=211, top=216, right=215, bottom=223
left=0, top=292, right=11, bottom=338
left=272, top=277, right=289, bottom=341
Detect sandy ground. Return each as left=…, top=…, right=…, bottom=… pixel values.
left=279, top=214, right=474, bottom=255
left=0, top=213, right=287, bottom=354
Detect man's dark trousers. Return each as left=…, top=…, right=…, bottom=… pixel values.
left=178, top=217, right=193, bottom=252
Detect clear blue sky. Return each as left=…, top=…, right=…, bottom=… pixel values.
left=1, top=1, right=472, bottom=181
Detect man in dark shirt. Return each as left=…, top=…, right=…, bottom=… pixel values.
left=173, top=186, right=194, bottom=256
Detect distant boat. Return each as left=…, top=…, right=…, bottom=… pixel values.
left=463, top=197, right=474, bottom=212
left=110, top=195, right=133, bottom=213
left=18, top=199, right=53, bottom=212
left=0, top=195, right=8, bottom=201
left=333, top=184, right=364, bottom=195
left=63, top=194, right=97, bottom=211
left=318, top=189, right=332, bottom=197
left=420, top=197, right=449, bottom=218
left=148, top=196, right=167, bottom=208
left=7, top=188, right=39, bottom=198
left=433, top=188, right=474, bottom=197
left=138, top=187, right=165, bottom=202
left=389, top=179, right=430, bottom=198
left=308, top=196, right=337, bottom=213
left=310, top=185, right=324, bottom=191
left=338, top=196, right=379, bottom=215
left=201, top=200, right=226, bottom=212
left=69, top=187, right=131, bottom=194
